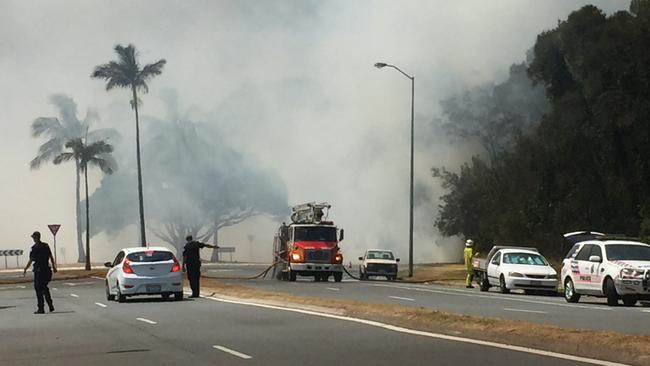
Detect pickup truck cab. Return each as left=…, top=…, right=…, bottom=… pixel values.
left=358, top=249, right=399, bottom=280
left=562, top=237, right=650, bottom=306
left=473, top=246, right=557, bottom=294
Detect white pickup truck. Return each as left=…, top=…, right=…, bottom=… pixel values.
left=358, top=249, right=399, bottom=281
left=561, top=235, right=650, bottom=306
left=472, top=246, right=558, bottom=294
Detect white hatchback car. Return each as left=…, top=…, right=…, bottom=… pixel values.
left=105, top=247, right=183, bottom=302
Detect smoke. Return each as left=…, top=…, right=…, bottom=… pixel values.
left=1, top=0, right=628, bottom=265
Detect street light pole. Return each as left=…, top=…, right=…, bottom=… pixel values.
left=374, top=62, right=415, bottom=278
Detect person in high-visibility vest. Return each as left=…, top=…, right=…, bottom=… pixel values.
left=463, top=239, right=475, bottom=288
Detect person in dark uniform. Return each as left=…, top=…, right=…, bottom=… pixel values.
left=23, top=231, right=57, bottom=314
left=182, top=235, right=218, bottom=298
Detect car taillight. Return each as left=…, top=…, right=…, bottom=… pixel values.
left=123, top=259, right=134, bottom=274
left=171, top=257, right=181, bottom=272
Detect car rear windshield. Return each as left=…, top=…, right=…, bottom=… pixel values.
left=503, top=253, right=548, bottom=266
left=367, top=251, right=394, bottom=260
left=605, top=244, right=650, bottom=261
left=127, top=251, right=174, bottom=262
left=294, top=227, right=337, bottom=242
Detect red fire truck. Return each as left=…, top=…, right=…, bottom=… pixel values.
left=273, top=202, right=344, bottom=282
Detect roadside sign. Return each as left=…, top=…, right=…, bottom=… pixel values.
left=48, top=224, right=61, bottom=236
left=48, top=224, right=61, bottom=266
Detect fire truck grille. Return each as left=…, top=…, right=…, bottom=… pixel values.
left=305, top=249, right=331, bottom=263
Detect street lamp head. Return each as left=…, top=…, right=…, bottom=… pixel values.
left=374, top=62, right=388, bottom=69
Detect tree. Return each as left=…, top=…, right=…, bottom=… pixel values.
left=30, top=94, right=119, bottom=263
left=91, top=44, right=166, bottom=247
left=88, top=116, right=288, bottom=258
left=54, top=139, right=116, bottom=270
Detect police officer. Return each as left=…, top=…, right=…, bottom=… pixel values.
left=182, top=235, right=218, bottom=298
left=464, top=239, right=475, bottom=289
left=23, top=231, right=57, bottom=313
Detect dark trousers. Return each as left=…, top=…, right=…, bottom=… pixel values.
left=34, top=269, right=53, bottom=310
left=187, top=264, right=201, bottom=297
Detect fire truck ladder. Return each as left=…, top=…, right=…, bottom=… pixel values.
left=290, top=202, right=331, bottom=224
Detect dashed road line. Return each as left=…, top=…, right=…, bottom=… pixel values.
left=213, top=345, right=252, bottom=359
left=52, top=288, right=58, bottom=291
left=643, top=309, right=650, bottom=313
left=64, top=281, right=95, bottom=287
left=388, top=296, right=415, bottom=302
left=504, top=308, right=548, bottom=314
left=91, top=276, right=104, bottom=280
left=70, top=294, right=79, bottom=298
left=136, top=317, right=157, bottom=325
left=326, top=287, right=341, bottom=291
left=95, top=302, right=107, bottom=308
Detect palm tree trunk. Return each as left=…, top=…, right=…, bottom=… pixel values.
left=75, top=159, right=85, bottom=263
left=210, top=225, right=220, bottom=262
left=84, top=166, right=91, bottom=271
left=132, top=86, right=147, bottom=247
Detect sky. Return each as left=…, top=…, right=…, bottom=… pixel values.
left=0, top=0, right=628, bottom=266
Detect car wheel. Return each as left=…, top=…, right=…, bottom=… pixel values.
left=289, top=270, right=297, bottom=282
left=105, top=281, right=115, bottom=301
left=174, top=292, right=183, bottom=301
left=162, top=293, right=170, bottom=301
left=604, top=277, right=619, bottom=306
left=479, top=276, right=490, bottom=292
left=117, top=291, right=126, bottom=303
left=314, top=275, right=321, bottom=282
left=564, top=278, right=580, bottom=303
left=499, top=275, right=510, bottom=294
left=333, top=272, right=342, bottom=282
left=622, top=295, right=637, bottom=307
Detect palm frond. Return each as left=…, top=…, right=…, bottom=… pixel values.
left=115, top=44, right=139, bottom=70
left=31, top=117, right=62, bottom=138
left=53, top=152, right=75, bottom=165
left=30, top=138, right=65, bottom=169
left=50, top=94, right=80, bottom=129
left=87, top=128, right=120, bottom=144
left=89, top=153, right=117, bottom=175
left=92, top=62, right=132, bottom=90
left=140, top=59, right=166, bottom=80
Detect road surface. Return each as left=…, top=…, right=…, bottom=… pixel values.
left=0, top=278, right=604, bottom=366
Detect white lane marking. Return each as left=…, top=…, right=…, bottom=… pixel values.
left=205, top=296, right=627, bottom=366
left=52, top=288, right=58, bottom=291
left=70, top=294, right=79, bottom=298
left=212, top=345, right=253, bottom=359
left=136, top=317, right=157, bottom=325
left=16, top=285, right=26, bottom=289
left=91, top=276, right=104, bottom=280
left=643, top=309, right=650, bottom=313
left=326, top=287, right=341, bottom=291
left=369, top=283, right=612, bottom=311
left=504, top=308, right=548, bottom=314
left=95, top=302, right=107, bottom=308
left=389, top=296, right=415, bottom=302
left=64, top=281, right=95, bottom=287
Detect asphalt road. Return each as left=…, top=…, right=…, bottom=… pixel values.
left=0, top=278, right=603, bottom=366
left=203, top=263, right=650, bottom=336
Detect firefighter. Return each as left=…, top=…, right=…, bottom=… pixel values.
left=464, top=239, right=475, bottom=288
left=182, top=235, right=218, bottom=298
left=23, top=231, right=57, bottom=313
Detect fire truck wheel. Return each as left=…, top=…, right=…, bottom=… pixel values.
left=321, top=274, right=330, bottom=282
left=289, top=271, right=297, bottom=282
left=334, top=273, right=342, bottom=282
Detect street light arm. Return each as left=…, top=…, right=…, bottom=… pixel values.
left=387, top=64, right=414, bottom=80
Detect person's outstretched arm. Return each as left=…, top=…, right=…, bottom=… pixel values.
left=23, top=259, right=32, bottom=276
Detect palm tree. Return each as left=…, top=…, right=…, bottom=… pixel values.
left=30, top=94, right=119, bottom=263
left=54, top=138, right=116, bottom=270
left=91, top=44, right=166, bottom=247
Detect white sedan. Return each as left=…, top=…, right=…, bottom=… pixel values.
left=486, top=248, right=558, bottom=295
left=105, top=247, right=184, bottom=302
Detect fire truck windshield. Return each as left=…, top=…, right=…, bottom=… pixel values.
left=294, top=226, right=337, bottom=242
